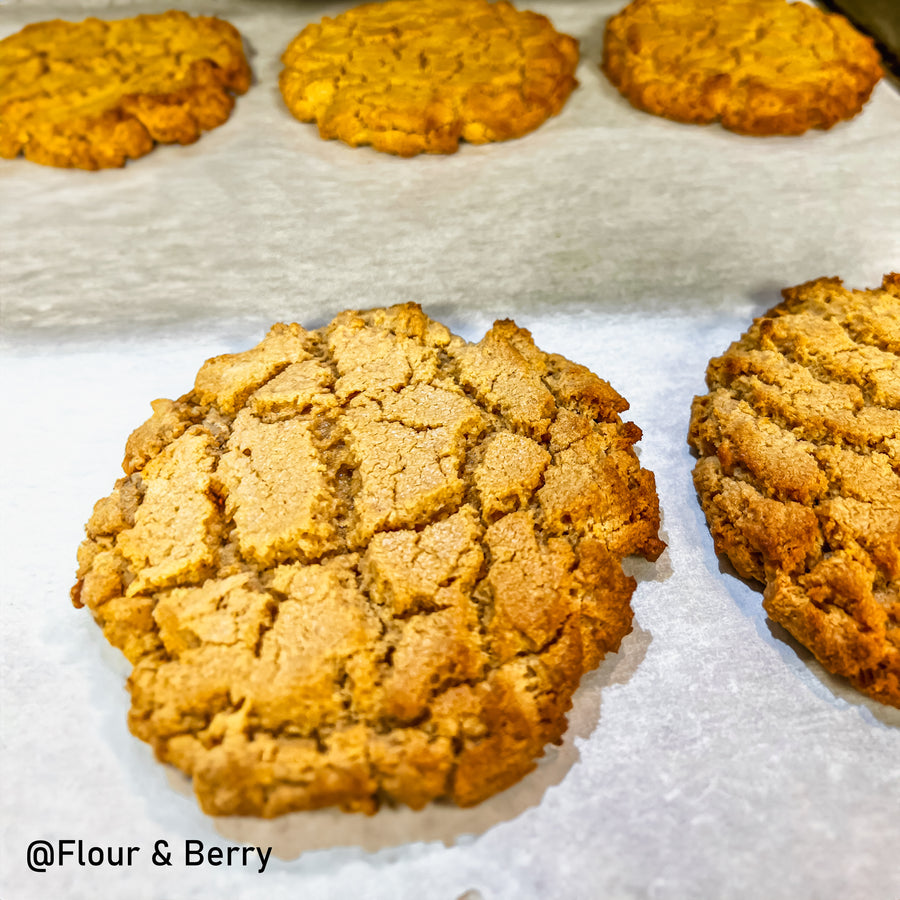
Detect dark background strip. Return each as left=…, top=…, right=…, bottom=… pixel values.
left=816, top=0, right=900, bottom=86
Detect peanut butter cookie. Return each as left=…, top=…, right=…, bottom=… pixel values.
left=0, top=11, right=251, bottom=169
left=73, top=304, right=664, bottom=816
left=689, top=276, right=900, bottom=707
left=602, top=0, right=883, bottom=135
left=278, top=0, right=579, bottom=156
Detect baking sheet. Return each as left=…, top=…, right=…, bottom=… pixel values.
left=1, top=2, right=899, bottom=899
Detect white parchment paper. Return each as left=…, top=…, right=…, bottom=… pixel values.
left=1, top=2, right=899, bottom=898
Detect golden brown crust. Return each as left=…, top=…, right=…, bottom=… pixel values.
left=0, top=11, right=251, bottom=169
left=73, top=304, right=664, bottom=816
left=278, top=0, right=579, bottom=156
left=689, top=275, right=900, bottom=707
left=602, top=0, right=883, bottom=136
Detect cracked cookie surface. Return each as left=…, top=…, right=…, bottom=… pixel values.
left=0, top=11, right=251, bottom=169
left=688, top=275, right=900, bottom=707
left=278, top=0, right=579, bottom=156
left=602, top=0, right=882, bottom=135
left=73, top=303, right=664, bottom=816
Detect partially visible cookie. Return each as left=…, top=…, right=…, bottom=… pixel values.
left=688, top=275, right=900, bottom=707
left=602, top=0, right=883, bottom=135
left=0, top=11, right=251, bottom=169
left=72, top=303, right=664, bottom=816
left=279, top=0, right=579, bottom=156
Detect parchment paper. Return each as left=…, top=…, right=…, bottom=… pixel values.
left=1, top=2, right=899, bottom=898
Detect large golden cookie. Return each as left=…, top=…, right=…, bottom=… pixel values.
left=0, top=11, right=251, bottom=169
left=279, top=0, right=579, bottom=156
left=689, top=276, right=900, bottom=707
left=602, top=0, right=883, bottom=135
left=73, top=303, right=664, bottom=816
